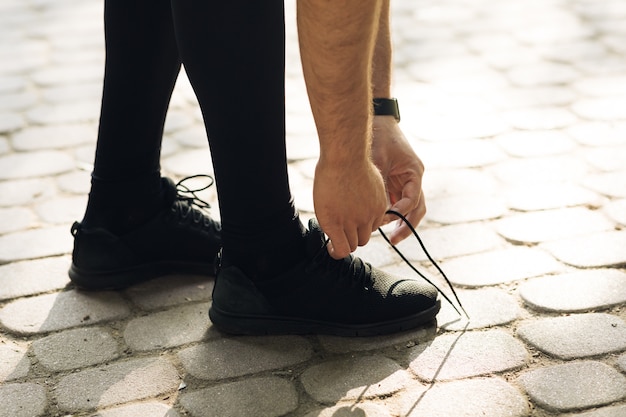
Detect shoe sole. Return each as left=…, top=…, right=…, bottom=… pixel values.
left=69, top=261, right=214, bottom=291
left=208, top=299, right=441, bottom=337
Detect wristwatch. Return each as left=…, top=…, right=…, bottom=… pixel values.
left=373, top=98, right=400, bottom=122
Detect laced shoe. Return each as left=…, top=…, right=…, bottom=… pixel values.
left=209, top=219, right=440, bottom=336
left=69, top=176, right=221, bottom=290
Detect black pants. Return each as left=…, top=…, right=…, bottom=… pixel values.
left=91, top=0, right=297, bottom=252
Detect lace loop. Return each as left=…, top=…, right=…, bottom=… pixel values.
left=379, top=210, right=469, bottom=319
left=174, top=175, right=215, bottom=227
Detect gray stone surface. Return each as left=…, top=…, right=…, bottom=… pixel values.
left=0, top=178, right=53, bottom=207
left=0, top=206, right=36, bottom=234
left=518, top=361, right=626, bottom=412
left=394, top=377, right=529, bottom=417
left=88, top=402, right=179, bottom=417
left=583, top=171, right=626, bottom=198
left=123, top=275, right=214, bottom=311
left=437, top=288, right=520, bottom=331
left=318, top=326, right=436, bottom=354
left=0, top=255, right=71, bottom=300
left=409, top=329, right=527, bottom=381
left=619, top=352, right=626, bottom=373
left=505, top=182, right=602, bottom=212
left=32, top=327, right=119, bottom=371
left=0, top=150, right=75, bottom=180
left=490, top=155, right=590, bottom=185
left=394, top=222, right=504, bottom=262
left=2, top=0, right=626, bottom=415
left=301, top=355, right=413, bottom=403
left=443, top=247, right=562, bottom=287
left=542, top=230, right=626, bottom=268
left=605, top=199, right=626, bottom=225
left=0, top=290, right=130, bottom=334
left=519, top=269, right=626, bottom=312
left=495, top=207, right=614, bottom=244
left=11, top=124, right=95, bottom=150
left=517, top=313, right=626, bottom=359
left=179, top=377, right=298, bottom=417
left=423, top=194, right=507, bottom=224
left=304, top=403, right=392, bottom=417
left=124, top=302, right=214, bottom=351
left=563, top=405, right=626, bottom=417
left=55, top=357, right=180, bottom=412
left=0, top=343, right=30, bottom=382
left=178, top=335, right=312, bottom=380
left=0, top=383, right=47, bottom=417
left=0, top=225, right=73, bottom=263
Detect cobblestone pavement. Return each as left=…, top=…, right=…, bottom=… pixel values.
left=1, top=0, right=626, bottom=416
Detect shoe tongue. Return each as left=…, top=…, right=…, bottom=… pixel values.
left=306, top=218, right=328, bottom=256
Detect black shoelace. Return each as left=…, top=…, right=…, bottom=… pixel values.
left=379, top=210, right=469, bottom=319
left=173, top=175, right=215, bottom=227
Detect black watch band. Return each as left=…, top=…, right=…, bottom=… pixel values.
left=373, top=98, right=400, bottom=122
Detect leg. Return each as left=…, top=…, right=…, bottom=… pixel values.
left=70, top=0, right=221, bottom=289
left=186, top=0, right=441, bottom=336
left=170, top=0, right=306, bottom=280
left=83, top=0, right=180, bottom=233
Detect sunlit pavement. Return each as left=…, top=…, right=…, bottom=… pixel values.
left=1, top=0, right=626, bottom=416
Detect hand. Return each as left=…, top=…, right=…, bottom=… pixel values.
left=314, top=157, right=388, bottom=259
left=371, top=116, right=426, bottom=244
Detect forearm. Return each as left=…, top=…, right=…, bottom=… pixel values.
left=297, top=0, right=383, bottom=165
left=372, top=0, right=392, bottom=99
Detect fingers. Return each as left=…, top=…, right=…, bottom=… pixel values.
left=325, top=219, right=382, bottom=259
left=386, top=189, right=426, bottom=244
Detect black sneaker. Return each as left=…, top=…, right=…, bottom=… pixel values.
left=69, top=176, right=221, bottom=290
left=209, top=219, right=440, bottom=336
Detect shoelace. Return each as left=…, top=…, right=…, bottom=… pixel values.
left=173, top=175, right=215, bottom=226
left=379, top=210, right=469, bottom=319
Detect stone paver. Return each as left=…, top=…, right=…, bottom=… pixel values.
left=0, top=343, right=29, bottom=382
left=0, top=255, right=71, bottom=300
left=300, top=355, right=414, bottom=403
left=2, top=0, right=626, bottom=415
left=0, top=150, right=75, bottom=180
left=0, top=383, right=47, bottom=417
left=409, top=329, right=527, bottom=381
left=394, top=222, right=504, bottom=262
left=178, top=335, right=312, bottom=381
left=0, top=225, right=73, bottom=263
left=518, top=361, right=626, bottom=412
left=519, top=269, right=626, bottom=312
left=517, top=313, right=626, bottom=359
left=443, top=247, right=563, bottom=287
left=424, top=194, right=508, bottom=224
left=0, top=290, right=130, bottom=335
left=304, top=403, right=392, bottom=417
left=55, top=357, right=180, bottom=412
left=123, top=275, right=214, bottom=311
left=394, top=377, right=529, bottom=417
left=495, top=207, right=614, bottom=244
left=124, top=302, right=215, bottom=351
left=504, top=182, right=602, bottom=212
left=179, top=377, right=298, bottom=417
left=437, top=288, right=521, bottom=331
left=541, top=230, right=626, bottom=268
left=32, top=326, right=119, bottom=371
left=87, top=402, right=180, bottom=417
left=563, top=405, right=626, bottom=417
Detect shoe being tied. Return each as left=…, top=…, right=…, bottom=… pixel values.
left=69, top=176, right=221, bottom=290
left=209, top=219, right=440, bottom=337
